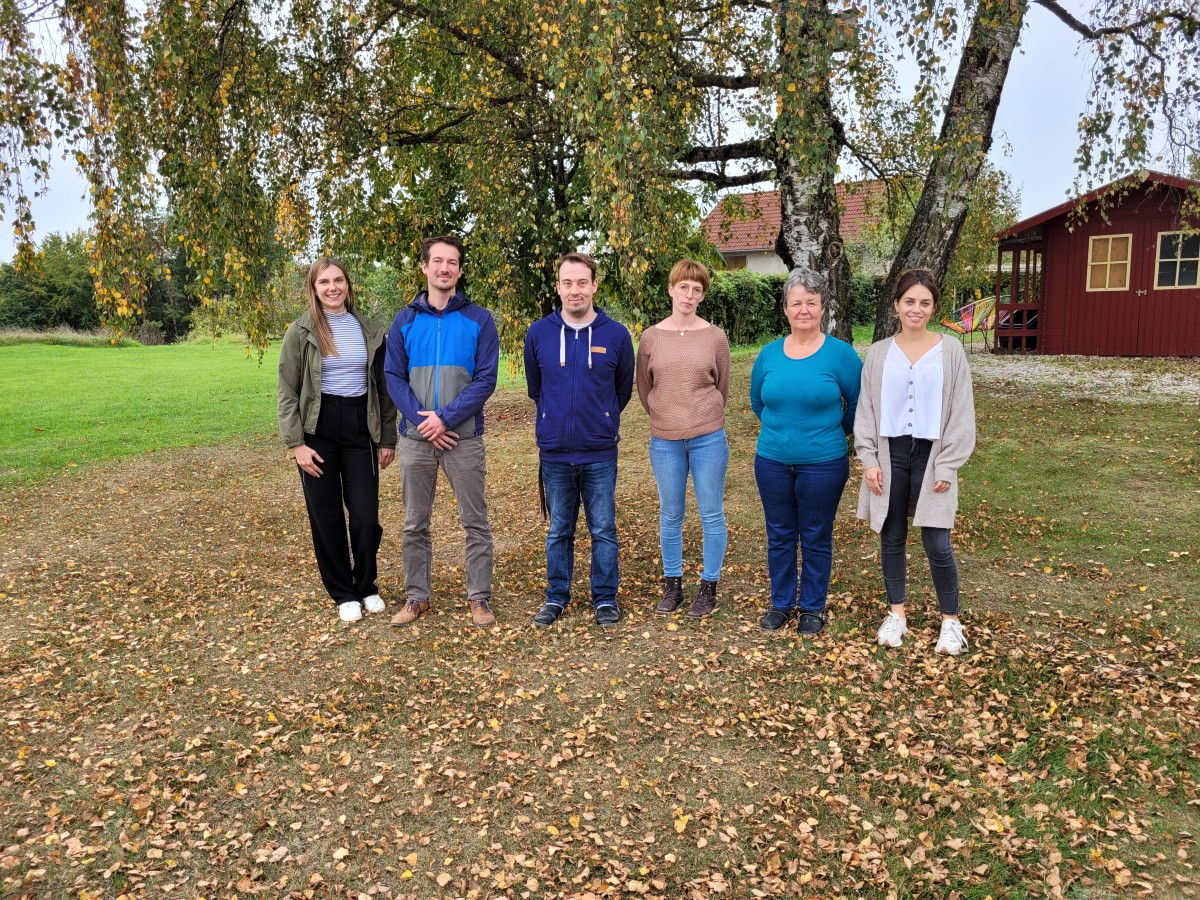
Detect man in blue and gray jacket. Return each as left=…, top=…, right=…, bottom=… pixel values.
left=385, top=235, right=500, bottom=628
left=524, top=252, right=635, bottom=628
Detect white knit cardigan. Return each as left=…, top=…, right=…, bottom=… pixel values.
left=854, top=336, right=976, bottom=532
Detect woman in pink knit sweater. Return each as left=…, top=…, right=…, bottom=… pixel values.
left=636, top=259, right=732, bottom=618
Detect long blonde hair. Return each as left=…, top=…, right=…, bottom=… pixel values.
left=305, top=256, right=356, bottom=356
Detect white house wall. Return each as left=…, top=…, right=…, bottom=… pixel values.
left=745, top=251, right=789, bottom=275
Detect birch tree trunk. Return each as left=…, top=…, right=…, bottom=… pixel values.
left=774, top=0, right=853, bottom=343
left=873, top=0, right=1026, bottom=339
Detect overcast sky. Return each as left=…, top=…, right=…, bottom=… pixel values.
left=0, top=5, right=1171, bottom=262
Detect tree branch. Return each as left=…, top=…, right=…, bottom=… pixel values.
left=666, top=167, right=774, bottom=187
left=670, top=55, right=762, bottom=90
left=679, top=138, right=771, bottom=165
left=380, top=0, right=545, bottom=89
left=1033, top=0, right=1199, bottom=39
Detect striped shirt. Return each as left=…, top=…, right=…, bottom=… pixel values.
left=322, top=311, right=368, bottom=397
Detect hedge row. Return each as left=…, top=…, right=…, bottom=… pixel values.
left=701, top=271, right=881, bottom=344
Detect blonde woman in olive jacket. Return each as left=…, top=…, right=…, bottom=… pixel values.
left=278, top=257, right=397, bottom=623
left=854, top=269, right=975, bottom=655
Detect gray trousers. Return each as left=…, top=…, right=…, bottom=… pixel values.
left=397, top=435, right=494, bottom=603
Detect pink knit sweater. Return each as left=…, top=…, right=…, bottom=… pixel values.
left=635, top=324, right=731, bottom=440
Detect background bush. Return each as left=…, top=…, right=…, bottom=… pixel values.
left=702, top=271, right=787, bottom=345
left=848, top=274, right=885, bottom=327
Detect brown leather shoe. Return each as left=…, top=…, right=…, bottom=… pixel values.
left=686, top=579, right=718, bottom=618
left=469, top=599, right=496, bottom=627
left=390, top=599, right=430, bottom=627
left=655, top=576, right=684, bottom=615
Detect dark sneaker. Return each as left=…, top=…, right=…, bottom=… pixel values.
left=797, top=612, right=826, bottom=637
left=759, top=608, right=796, bottom=632
left=595, top=606, right=621, bottom=627
left=532, top=603, right=564, bottom=627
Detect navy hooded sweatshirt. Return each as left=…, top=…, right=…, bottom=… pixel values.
left=523, top=307, right=635, bottom=464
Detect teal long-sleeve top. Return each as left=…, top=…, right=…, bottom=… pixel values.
left=750, top=335, right=863, bottom=465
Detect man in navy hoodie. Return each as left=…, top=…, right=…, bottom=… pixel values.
left=385, top=235, right=500, bottom=628
left=523, top=252, right=635, bottom=627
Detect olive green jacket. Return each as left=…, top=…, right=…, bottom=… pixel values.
left=277, top=310, right=398, bottom=449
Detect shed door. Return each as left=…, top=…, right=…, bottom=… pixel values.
left=1077, top=228, right=1142, bottom=355
left=1138, top=217, right=1200, bottom=356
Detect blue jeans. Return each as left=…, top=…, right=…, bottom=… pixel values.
left=649, top=429, right=729, bottom=582
left=541, top=460, right=619, bottom=610
left=754, top=454, right=849, bottom=612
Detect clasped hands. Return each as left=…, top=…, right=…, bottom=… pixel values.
left=417, top=410, right=458, bottom=450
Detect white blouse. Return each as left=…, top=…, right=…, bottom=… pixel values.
left=879, top=339, right=943, bottom=439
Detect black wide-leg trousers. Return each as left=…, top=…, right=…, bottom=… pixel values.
left=299, top=394, right=381, bottom=606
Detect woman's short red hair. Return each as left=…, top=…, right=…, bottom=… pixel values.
left=668, top=259, right=711, bottom=292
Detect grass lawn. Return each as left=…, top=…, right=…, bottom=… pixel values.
left=1, top=339, right=1198, bottom=898
left=0, top=338, right=527, bottom=485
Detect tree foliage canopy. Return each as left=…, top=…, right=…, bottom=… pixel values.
left=0, top=0, right=1196, bottom=350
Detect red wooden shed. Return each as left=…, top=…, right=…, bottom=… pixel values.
left=993, top=170, right=1200, bottom=356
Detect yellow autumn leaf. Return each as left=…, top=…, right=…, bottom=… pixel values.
left=674, top=814, right=690, bottom=833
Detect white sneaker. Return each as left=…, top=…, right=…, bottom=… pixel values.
left=338, top=601, right=363, bottom=623
left=876, top=612, right=908, bottom=648
left=362, top=594, right=385, bottom=614
left=936, top=619, right=968, bottom=655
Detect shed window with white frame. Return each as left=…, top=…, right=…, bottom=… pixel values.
left=1156, top=231, right=1200, bottom=289
left=1086, top=234, right=1132, bottom=291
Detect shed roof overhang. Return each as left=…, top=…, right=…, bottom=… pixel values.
left=996, top=170, right=1200, bottom=241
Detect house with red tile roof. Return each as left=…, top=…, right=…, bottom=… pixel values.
left=701, top=181, right=890, bottom=275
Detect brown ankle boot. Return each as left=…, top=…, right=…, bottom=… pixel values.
left=686, top=579, right=718, bottom=618
left=655, top=576, right=684, bottom=615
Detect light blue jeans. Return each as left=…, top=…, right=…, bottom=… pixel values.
left=648, top=428, right=729, bottom=582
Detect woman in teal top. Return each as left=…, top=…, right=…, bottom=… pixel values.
left=750, top=267, right=862, bottom=636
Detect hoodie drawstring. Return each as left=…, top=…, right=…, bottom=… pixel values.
left=559, top=322, right=594, bottom=369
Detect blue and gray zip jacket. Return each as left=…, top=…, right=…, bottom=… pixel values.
left=384, top=289, right=500, bottom=440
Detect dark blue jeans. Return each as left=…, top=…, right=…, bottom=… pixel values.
left=541, top=460, right=619, bottom=611
left=880, top=435, right=960, bottom=615
left=754, top=454, right=849, bottom=613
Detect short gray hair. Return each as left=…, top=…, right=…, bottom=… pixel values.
left=782, top=267, right=828, bottom=307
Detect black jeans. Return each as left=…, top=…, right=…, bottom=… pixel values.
left=880, top=435, right=960, bottom=615
left=300, top=394, right=381, bottom=606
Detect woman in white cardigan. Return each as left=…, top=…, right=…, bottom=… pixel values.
left=854, top=269, right=976, bottom=655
